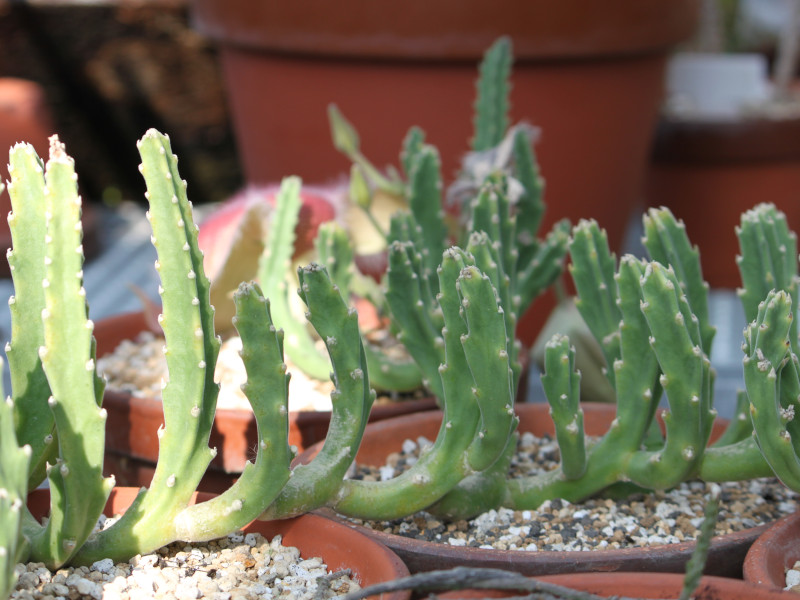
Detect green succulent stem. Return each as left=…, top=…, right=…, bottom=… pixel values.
left=73, top=130, right=220, bottom=563
left=6, top=143, right=55, bottom=491
left=568, top=220, right=622, bottom=390
left=742, top=290, right=800, bottom=489
left=261, top=263, right=375, bottom=520
left=541, top=335, right=586, bottom=479
left=385, top=241, right=446, bottom=399
left=699, top=437, right=777, bottom=481
left=315, top=221, right=423, bottom=392
left=328, top=104, right=404, bottom=196
left=0, top=386, right=30, bottom=598
left=625, top=263, right=714, bottom=489
left=167, top=281, right=294, bottom=541
left=472, top=36, right=512, bottom=152
left=679, top=485, right=720, bottom=600
left=736, top=203, right=799, bottom=355
left=258, top=177, right=332, bottom=381
left=511, top=127, right=545, bottom=260
left=642, top=207, right=714, bottom=355
left=331, top=249, right=486, bottom=519
left=15, top=138, right=113, bottom=569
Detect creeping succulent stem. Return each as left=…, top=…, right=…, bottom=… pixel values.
left=260, top=263, right=375, bottom=520
left=515, top=207, right=799, bottom=507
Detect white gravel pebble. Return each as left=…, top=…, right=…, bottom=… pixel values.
left=786, top=565, right=800, bottom=589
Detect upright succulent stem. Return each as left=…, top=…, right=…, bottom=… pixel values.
left=472, top=36, right=512, bottom=152
left=258, top=177, right=331, bottom=381
left=737, top=204, right=799, bottom=355
left=74, top=130, right=220, bottom=562
left=10, top=137, right=113, bottom=569
left=6, top=144, right=54, bottom=490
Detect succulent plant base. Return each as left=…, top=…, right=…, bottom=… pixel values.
left=301, top=404, right=795, bottom=577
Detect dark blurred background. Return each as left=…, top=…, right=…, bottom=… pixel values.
left=0, top=0, right=241, bottom=207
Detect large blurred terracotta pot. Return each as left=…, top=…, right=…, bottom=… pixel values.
left=647, top=114, right=800, bottom=289
left=190, top=3, right=699, bottom=325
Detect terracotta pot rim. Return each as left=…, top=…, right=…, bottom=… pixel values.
left=743, top=508, right=800, bottom=590
left=652, top=112, right=800, bottom=164
left=190, top=0, right=698, bottom=62
left=441, top=571, right=792, bottom=599
left=102, top=389, right=439, bottom=435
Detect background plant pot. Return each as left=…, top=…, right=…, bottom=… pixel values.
left=646, top=113, right=800, bottom=289
left=743, top=509, right=800, bottom=590
left=190, top=0, right=700, bottom=347
left=439, top=572, right=789, bottom=599
left=0, top=77, right=100, bottom=277
left=299, top=402, right=767, bottom=578
left=95, top=310, right=438, bottom=492
left=27, top=487, right=410, bottom=599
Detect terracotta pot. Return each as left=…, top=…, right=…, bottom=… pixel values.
left=439, top=572, right=789, bottom=599
left=26, top=487, right=410, bottom=600
left=0, top=78, right=100, bottom=277
left=190, top=0, right=700, bottom=347
left=0, top=79, right=53, bottom=233
left=95, top=310, right=438, bottom=492
left=646, top=114, right=800, bottom=289
left=743, top=510, right=800, bottom=591
left=299, top=402, right=770, bottom=578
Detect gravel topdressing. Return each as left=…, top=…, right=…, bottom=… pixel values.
left=347, top=432, right=798, bottom=552
left=12, top=529, right=358, bottom=600
left=97, top=332, right=336, bottom=412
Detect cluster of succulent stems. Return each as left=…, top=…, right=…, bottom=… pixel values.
left=2, top=35, right=800, bottom=600
left=265, top=35, right=568, bottom=394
